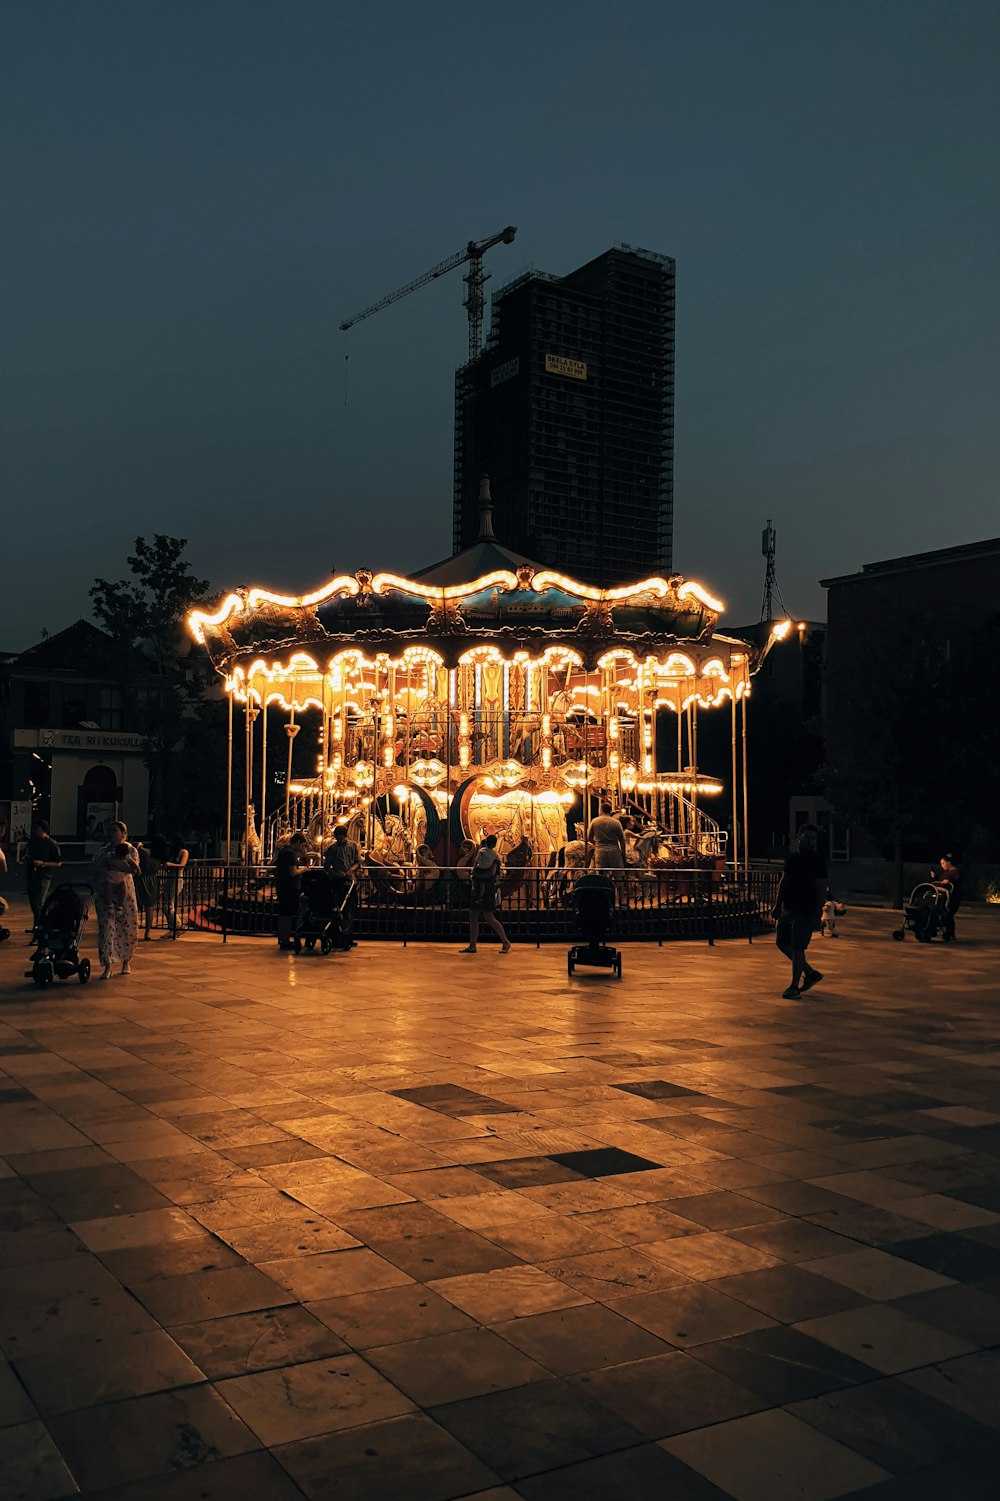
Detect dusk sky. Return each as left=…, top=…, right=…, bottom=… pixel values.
left=4, top=0, right=998, bottom=648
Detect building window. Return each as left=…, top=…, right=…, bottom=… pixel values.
left=23, top=680, right=50, bottom=726
left=99, top=686, right=123, bottom=731
left=61, top=690, right=89, bottom=728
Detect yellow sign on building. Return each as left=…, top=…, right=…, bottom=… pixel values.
left=544, top=353, right=587, bottom=381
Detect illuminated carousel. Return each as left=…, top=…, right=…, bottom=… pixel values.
left=188, top=485, right=786, bottom=936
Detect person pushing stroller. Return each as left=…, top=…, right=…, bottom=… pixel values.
left=322, top=824, right=361, bottom=948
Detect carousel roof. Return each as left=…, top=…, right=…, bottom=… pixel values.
left=412, top=476, right=541, bottom=586
left=186, top=477, right=767, bottom=678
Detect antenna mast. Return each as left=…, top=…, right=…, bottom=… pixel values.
left=760, top=519, right=779, bottom=621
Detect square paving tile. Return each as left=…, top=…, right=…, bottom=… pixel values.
left=663, top=1191, right=784, bottom=1231
left=0, top=1419, right=78, bottom=1501
left=727, top=1221, right=861, bottom=1268
left=788, top=1375, right=1000, bottom=1474
left=662, top=1407, right=891, bottom=1500
left=374, top=1228, right=521, bottom=1280
left=307, top=1282, right=477, bottom=1348
left=78, top=1450, right=310, bottom=1500
left=610, top=1280, right=778, bottom=1346
left=885, top=1231, right=1000, bottom=1282
left=794, top=1303, right=977, bottom=1374
left=639, top=1231, right=780, bottom=1281
left=538, top=1246, right=690, bottom=1299
left=717, top=1263, right=870, bottom=1327
left=274, top=1412, right=502, bottom=1500
left=548, top=1148, right=665, bottom=1178
left=573, top=1349, right=766, bottom=1437
left=131, top=1264, right=295, bottom=1324
left=430, top=1265, right=589, bottom=1322
left=13, top=1328, right=204, bottom=1414
left=217, top=1353, right=414, bottom=1444
left=513, top=1441, right=732, bottom=1500
left=901, top=1350, right=1000, bottom=1430
left=430, top=1378, right=643, bottom=1481
left=46, top=1384, right=259, bottom=1490
left=365, top=1326, right=548, bottom=1405
left=0, top=1358, right=37, bottom=1427
left=889, top=1283, right=1000, bottom=1345
left=260, top=1248, right=413, bottom=1301
left=168, top=1305, right=349, bottom=1379
left=492, top=1302, right=673, bottom=1374
left=690, top=1324, right=879, bottom=1404
left=804, top=1246, right=955, bottom=1301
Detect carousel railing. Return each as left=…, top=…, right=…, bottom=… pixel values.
left=157, top=860, right=780, bottom=945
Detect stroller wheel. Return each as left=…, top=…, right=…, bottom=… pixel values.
left=0, top=926, right=10, bottom=943
left=78, top=958, right=91, bottom=984
left=320, top=936, right=333, bottom=956
left=614, top=956, right=623, bottom=979
left=892, top=929, right=905, bottom=941
left=567, top=955, right=575, bottom=977
left=33, top=962, right=53, bottom=988
left=305, top=938, right=316, bottom=951
left=292, top=938, right=302, bottom=954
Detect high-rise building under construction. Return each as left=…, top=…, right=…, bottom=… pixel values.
left=453, top=244, right=675, bottom=585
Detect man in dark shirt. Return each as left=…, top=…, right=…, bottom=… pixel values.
left=773, top=825, right=827, bottom=999
left=24, top=819, right=62, bottom=939
left=323, top=825, right=361, bottom=947
left=274, top=833, right=309, bottom=950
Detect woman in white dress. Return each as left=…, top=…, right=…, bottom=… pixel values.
left=92, top=820, right=140, bottom=978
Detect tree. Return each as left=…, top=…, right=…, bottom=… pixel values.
left=91, top=536, right=211, bottom=830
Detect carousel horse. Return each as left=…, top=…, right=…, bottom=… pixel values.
left=498, top=836, right=533, bottom=903
left=242, top=805, right=262, bottom=865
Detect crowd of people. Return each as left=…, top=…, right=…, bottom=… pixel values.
left=18, top=818, right=190, bottom=979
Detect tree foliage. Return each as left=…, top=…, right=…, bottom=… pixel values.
left=90, top=536, right=212, bottom=830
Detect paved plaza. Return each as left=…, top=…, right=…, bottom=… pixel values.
left=1, top=900, right=999, bottom=1500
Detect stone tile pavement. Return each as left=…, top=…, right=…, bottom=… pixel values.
left=1, top=898, right=999, bottom=1500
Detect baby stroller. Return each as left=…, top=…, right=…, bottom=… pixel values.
left=892, top=881, right=950, bottom=943
left=294, top=870, right=355, bottom=955
left=568, top=873, right=622, bottom=978
left=25, top=884, right=93, bottom=987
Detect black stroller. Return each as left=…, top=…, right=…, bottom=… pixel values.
left=892, top=881, right=951, bottom=943
left=568, top=873, right=622, bottom=978
left=25, top=884, right=93, bottom=987
left=294, top=870, right=355, bottom=954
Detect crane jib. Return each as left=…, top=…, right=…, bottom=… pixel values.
left=338, top=226, right=517, bottom=356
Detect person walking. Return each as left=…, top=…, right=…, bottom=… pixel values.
left=134, top=834, right=168, bottom=940
left=24, top=818, right=62, bottom=939
left=162, top=836, right=190, bottom=937
left=323, top=824, right=361, bottom=947
left=773, top=824, right=827, bottom=999
left=92, top=820, right=141, bottom=979
left=275, top=832, right=309, bottom=950
left=460, top=834, right=511, bottom=954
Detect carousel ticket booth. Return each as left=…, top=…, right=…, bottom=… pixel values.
left=188, top=508, right=785, bottom=938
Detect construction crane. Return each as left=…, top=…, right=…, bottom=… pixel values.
left=339, top=226, right=517, bottom=364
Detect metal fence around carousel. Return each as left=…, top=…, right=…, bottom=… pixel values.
left=164, top=861, right=780, bottom=945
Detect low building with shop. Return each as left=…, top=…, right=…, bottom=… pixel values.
left=0, top=620, right=151, bottom=858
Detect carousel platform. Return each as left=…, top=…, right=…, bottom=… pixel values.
left=177, top=865, right=780, bottom=945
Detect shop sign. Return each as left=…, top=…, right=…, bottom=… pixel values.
left=14, top=728, right=146, bottom=752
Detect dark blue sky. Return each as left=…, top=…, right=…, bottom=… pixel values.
left=3, top=0, right=998, bottom=647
